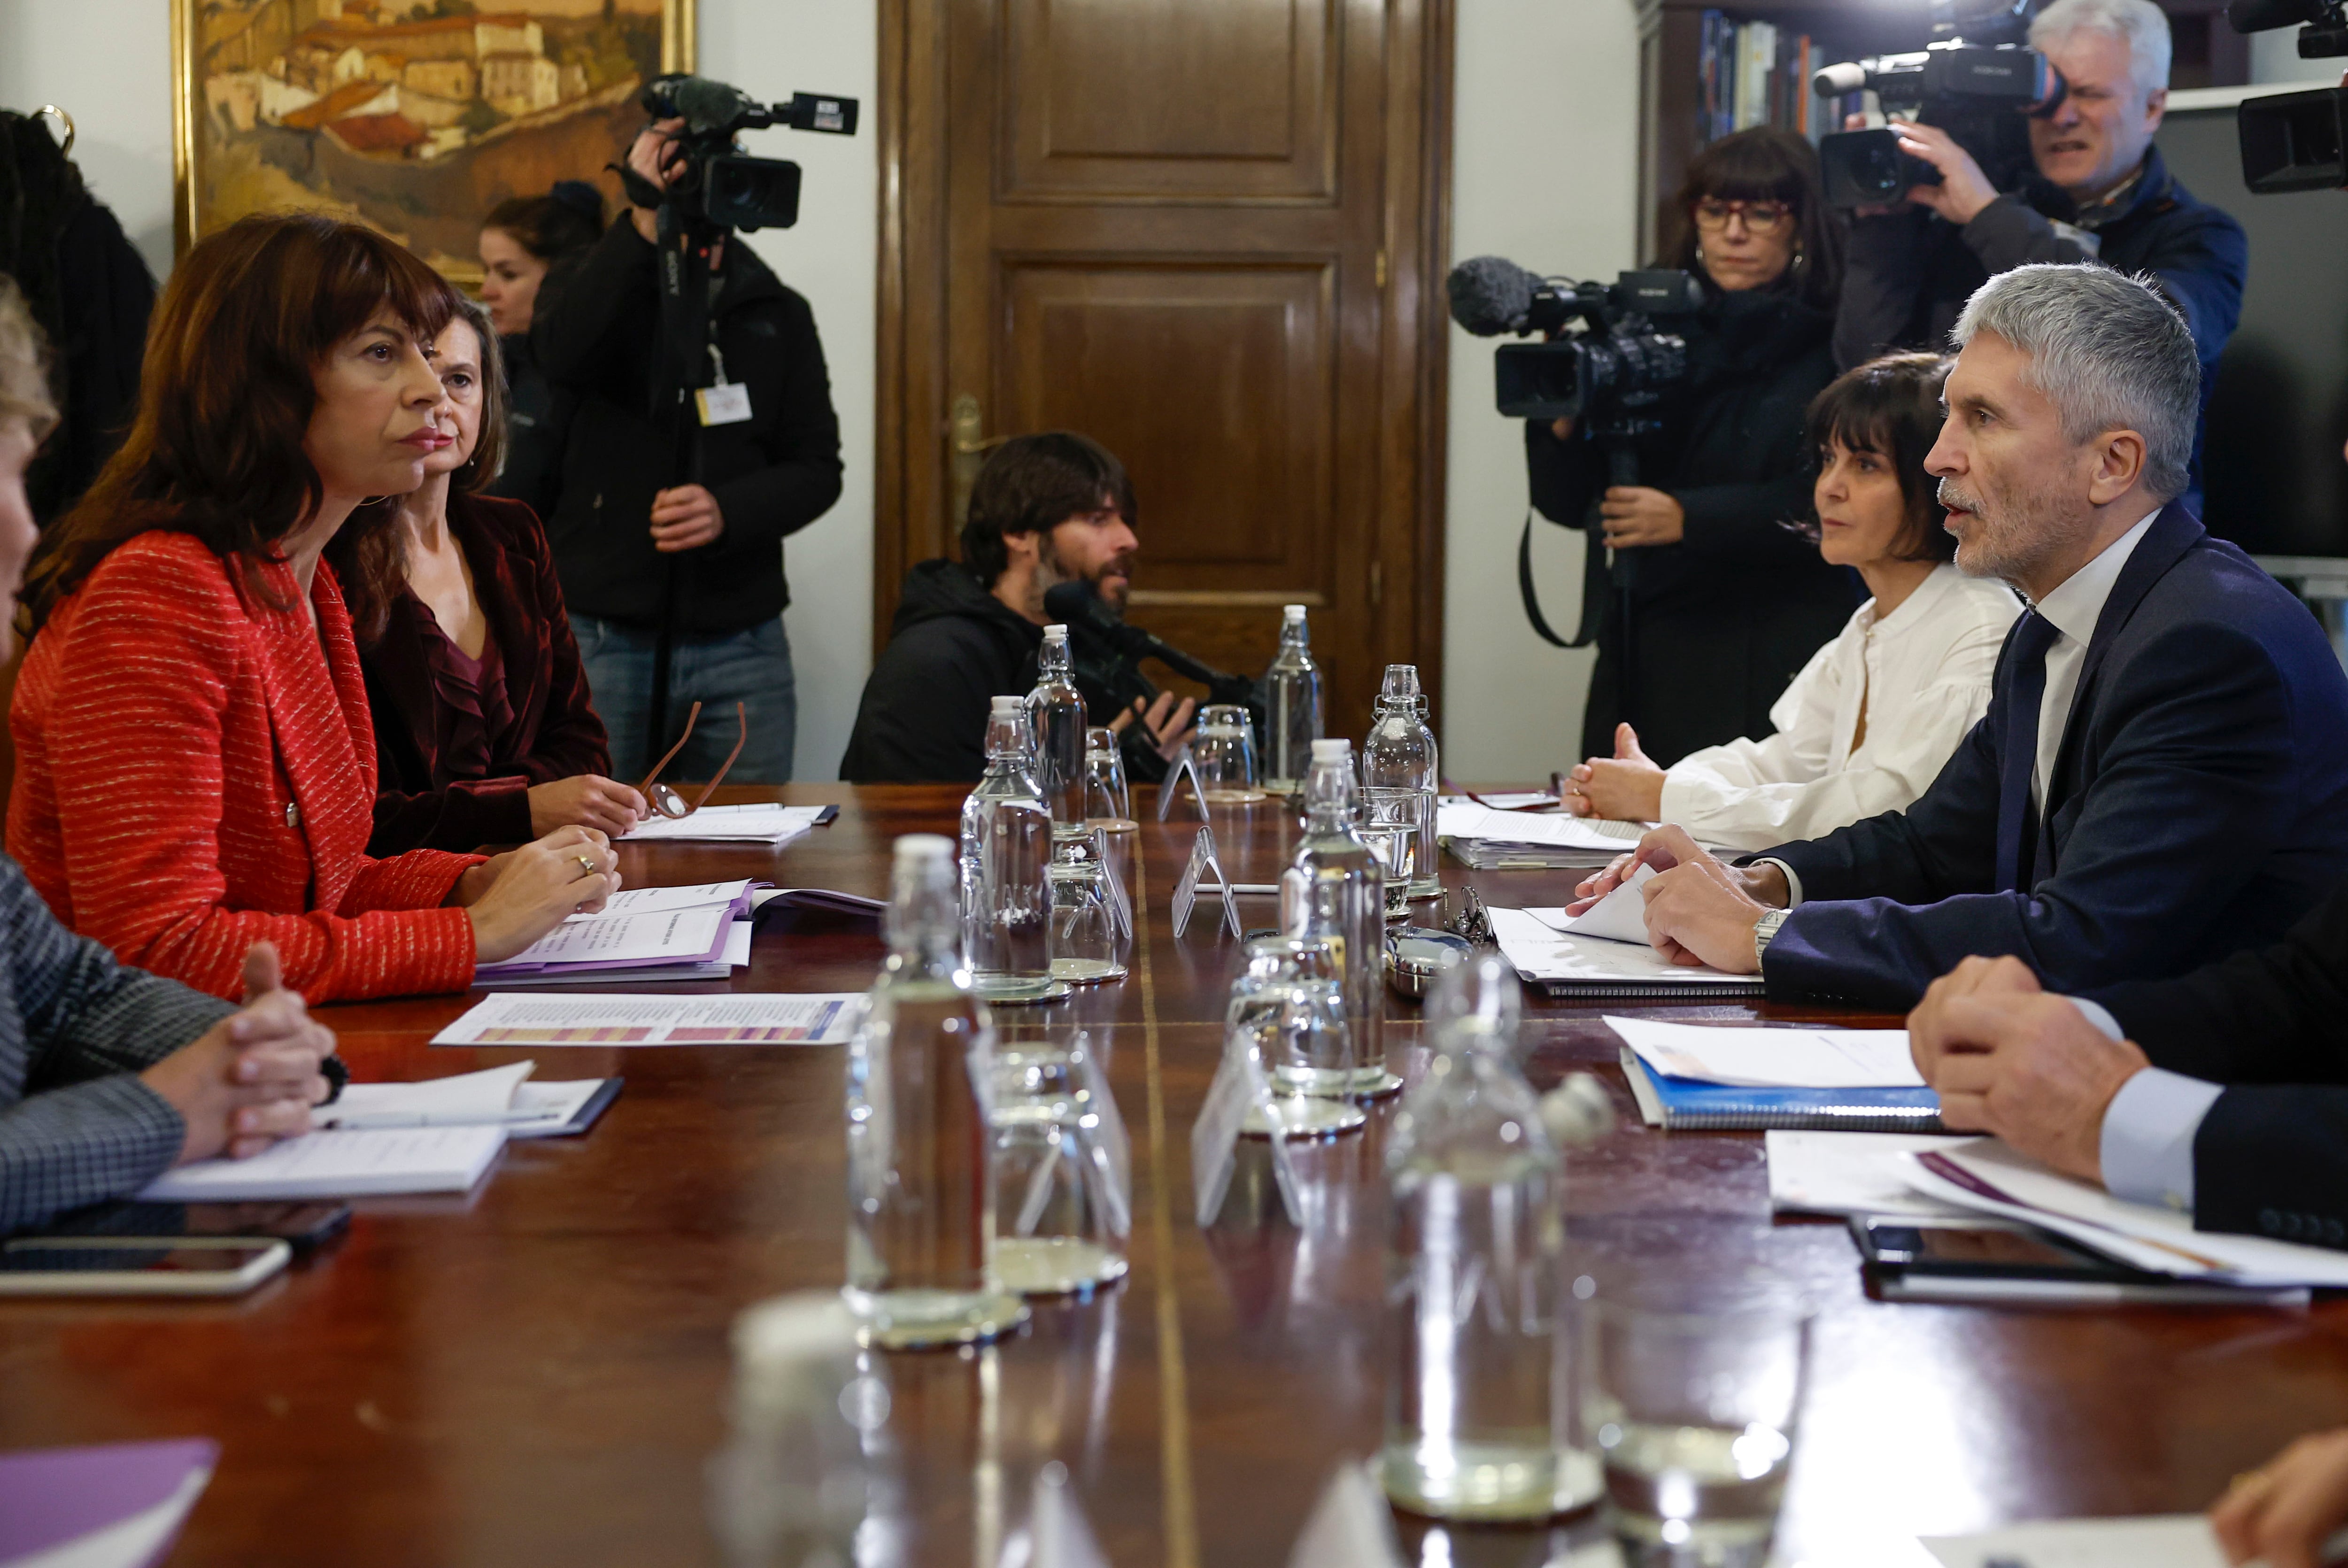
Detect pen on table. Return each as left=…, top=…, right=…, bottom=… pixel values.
left=313, top=1111, right=540, bottom=1131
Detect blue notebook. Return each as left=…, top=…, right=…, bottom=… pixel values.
left=1619, top=1048, right=1944, bottom=1132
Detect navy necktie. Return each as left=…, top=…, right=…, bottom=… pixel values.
left=1995, top=610, right=2062, bottom=894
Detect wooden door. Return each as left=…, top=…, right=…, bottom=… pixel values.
left=878, top=0, right=1452, bottom=743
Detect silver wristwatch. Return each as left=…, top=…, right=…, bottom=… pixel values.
left=1753, top=908, right=1792, bottom=968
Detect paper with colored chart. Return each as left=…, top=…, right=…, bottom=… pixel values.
left=431, top=992, right=864, bottom=1047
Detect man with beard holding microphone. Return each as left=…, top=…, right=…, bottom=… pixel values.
left=841, top=432, right=1194, bottom=783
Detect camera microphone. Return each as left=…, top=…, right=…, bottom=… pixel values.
left=1812, top=60, right=1869, bottom=95
left=1447, top=256, right=1544, bottom=337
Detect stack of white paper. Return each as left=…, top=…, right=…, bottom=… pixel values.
left=478, top=879, right=757, bottom=985
left=620, top=803, right=827, bottom=844
left=432, top=991, right=864, bottom=1047
left=1435, top=802, right=1646, bottom=853
left=1607, top=1017, right=1924, bottom=1089
left=140, top=1125, right=506, bottom=1201
left=1489, top=907, right=1763, bottom=992
left=1765, top=1130, right=1974, bottom=1219
left=319, top=1062, right=613, bottom=1139
left=1919, top=1514, right=2230, bottom=1567
left=1902, top=1138, right=2348, bottom=1288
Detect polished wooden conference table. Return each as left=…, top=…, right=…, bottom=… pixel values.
left=4, top=783, right=2344, bottom=1568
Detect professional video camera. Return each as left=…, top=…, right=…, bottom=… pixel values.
left=627, top=74, right=858, bottom=232
left=1810, top=0, right=2066, bottom=209
left=1445, top=256, right=1704, bottom=424
left=2227, top=0, right=2348, bottom=191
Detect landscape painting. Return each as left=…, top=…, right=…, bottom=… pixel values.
left=178, top=0, right=689, bottom=281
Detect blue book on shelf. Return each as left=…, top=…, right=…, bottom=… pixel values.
left=1620, top=1048, right=1944, bottom=1133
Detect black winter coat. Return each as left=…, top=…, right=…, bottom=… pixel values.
left=529, top=221, right=843, bottom=633
left=841, top=561, right=1045, bottom=784
left=1526, top=286, right=1858, bottom=766
left=483, top=333, right=575, bottom=522
left=1833, top=147, right=2246, bottom=496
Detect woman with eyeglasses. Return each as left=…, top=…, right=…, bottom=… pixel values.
left=7, top=213, right=623, bottom=1004
left=1527, top=126, right=1860, bottom=768
left=328, top=300, right=646, bottom=855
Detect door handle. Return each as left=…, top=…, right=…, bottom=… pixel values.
left=951, top=394, right=1010, bottom=455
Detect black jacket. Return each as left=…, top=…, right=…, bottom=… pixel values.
left=841, top=561, right=1043, bottom=784
left=1833, top=147, right=2246, bottom=489
left=529, top=221, right=843, bottom=633
left=1526, top=286, right=1858, bottom=765
left=483, top=333, right=575, bottom=522
left=0, top=113, right=154, bottom=525
left=2090, top=877, right=2348, bottom=1251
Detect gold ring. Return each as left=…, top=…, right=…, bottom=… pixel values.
left=576, top=855, right=597, bottom=876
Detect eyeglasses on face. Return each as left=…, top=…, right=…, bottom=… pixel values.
left=1693, top=198, right=1795, bottom=236
left=636, top=700, right=749, bottom=819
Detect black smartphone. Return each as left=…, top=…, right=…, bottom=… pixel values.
left=33, top=1201, right=351, bottom=1258
left=1849, top=1217, right=2306, bottom=1308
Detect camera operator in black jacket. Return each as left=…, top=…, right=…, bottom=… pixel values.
left=1528, top=128, right=1859, bottom=767
left=1835, top=0, right=2245, bottom=502
left=530, top=116, right=843, bottom=783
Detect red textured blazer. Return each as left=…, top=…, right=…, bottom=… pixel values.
left=362, top=493, right=612, bottom=854
left=7, top=532, right=484, bottom=1003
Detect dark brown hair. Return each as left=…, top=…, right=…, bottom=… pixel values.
left=1655, top=127, right=1843, bottom=313
left=482, top=180, right=604, bottom=264
left=328, top=299, right=507, bottom=644
left=21, top=212, right=463, bottom=633
left=1801, top=351, right=1956, bottom=563
left=959, top=432, right=1137, bottom=586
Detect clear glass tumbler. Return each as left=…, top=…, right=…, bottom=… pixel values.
left=988, top=1034, right=1130, bottom=1296
left=1049, top=827, right=1129, bottom=985
left=1586, top=1280, right=1813, bottom=1568
left=1359, top=820, right=1416, bottom=924
left=1226, top=935, right=1362, bottom=1136
left=1193, top=704, right=1266, bottom=804
left=1083, top=726, right=1132, bottom=823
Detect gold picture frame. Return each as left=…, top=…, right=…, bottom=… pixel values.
left=172, top=0, right=695, bottom=286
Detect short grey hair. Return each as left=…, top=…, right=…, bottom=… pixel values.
left=2031, top=0, right=2172, bottom=101
left=1951, top=263, right=2200, bottom=502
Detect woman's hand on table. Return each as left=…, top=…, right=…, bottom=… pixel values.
left=529, top=774, right=647, bottom=838
left=1563, top=722, right=1666, bottom=821
left=2212, top=1428, right=2348, bottom=1568
left=454, top=826, right=621, bottom=963
left=140, top=942, right=335, bottom=1162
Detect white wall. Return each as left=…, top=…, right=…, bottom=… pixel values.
left=0, top=0, right=1649, bottom=785
left=2252, top=25, right=2348, bottom=85
left=0, top=0, right=878, bottom=781
left=1439, top=0, right=1643, bottom=782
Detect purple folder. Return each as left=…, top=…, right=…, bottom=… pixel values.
left=0, top=1437, right=217, bottom=1567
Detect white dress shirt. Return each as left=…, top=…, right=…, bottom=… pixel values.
left=1658, top=564, right=2021, bottom=853
left=2025, top=513, right=2158, bottom=811
left=2070, top=997, right=2223, bottom=1212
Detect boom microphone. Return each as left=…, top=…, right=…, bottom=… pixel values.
left=1043, top=579, right=1259, bottom=711
left=1446, top=255, right=1544, bottom=337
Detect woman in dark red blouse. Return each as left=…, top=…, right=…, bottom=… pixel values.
left=332, top=303, right=645, bottom=855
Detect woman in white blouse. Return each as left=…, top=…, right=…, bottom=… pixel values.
left=1560, top=352, right=2019, bottom=851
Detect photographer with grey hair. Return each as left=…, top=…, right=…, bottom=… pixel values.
left=1836, top=0, right=2246, bottom=502
left=1562, top=263, right=2348, bottom=1011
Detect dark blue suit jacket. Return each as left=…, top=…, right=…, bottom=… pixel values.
left=1757, top=503, right=2348, bottom=1010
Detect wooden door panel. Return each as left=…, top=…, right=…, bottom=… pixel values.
left=1001, top=0, right=1338, bottom=201
left=999, top=261, right=1334, bottom=585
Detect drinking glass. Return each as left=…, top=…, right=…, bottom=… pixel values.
left=1083, top=726, right=1132, bottom=823
left=1049, top=828, right=1128, bottom=985
left=988, top=1034, right=1130, bottom=1295
left=1225, top=935, right=1362, bottom=1136
left=1359, top=821, right=1415, bottom=923
left=1193, top=704, right=1265, bottom=804
left=1586, top=1279, right=1812, bottom=1568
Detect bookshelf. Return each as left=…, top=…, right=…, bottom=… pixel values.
left=1633, top=0, right=2251, bottom=262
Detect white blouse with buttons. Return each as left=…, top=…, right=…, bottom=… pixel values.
left=1657, top=562, right=2023, bottom=853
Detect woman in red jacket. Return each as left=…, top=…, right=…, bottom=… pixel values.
left=7, top=213, right=620, bottom=1003
left=332, top=301, right=645, bottom=855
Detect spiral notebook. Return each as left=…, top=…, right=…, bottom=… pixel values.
left=1619, top=1049, right=1944, bottom=1132
left=1488, top=907, right=1767, bottom=998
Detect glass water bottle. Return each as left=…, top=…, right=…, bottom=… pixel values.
left=1284, top=738, right=1391, bottom=1097
left=843, top=834, right=1028, bottom=1350
left=1381, top=951, right=1594, bottom=1521
left=1026, top=624, right=1089, bottom=832
left=959, top=696, right=1062, bottom=1004
left=1261, top=603, right=1323, bottom=796
left=1362, top=663, right=1442, bottom=901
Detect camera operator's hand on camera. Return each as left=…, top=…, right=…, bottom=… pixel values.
left=1110, top=692, right=1197, bottom=764
left=1886, top=118, right=2000, bottom=226
left=650, top=484, right=725, bottom=552
left=626, top=116, right=688, bottom=242
left=1549, top=415, right=1577, bottom=441
left=1599, top=487, right=1684, bottom=548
